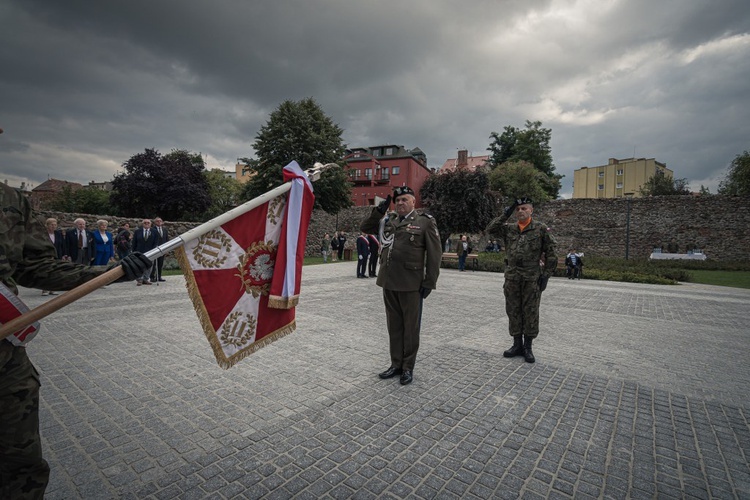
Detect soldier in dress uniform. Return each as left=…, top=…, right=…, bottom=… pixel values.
left=0, top=180, right=151, bottom=499
left=486, top=197, right=557, bottom=363
left=361, top=185, right=442, bottom=385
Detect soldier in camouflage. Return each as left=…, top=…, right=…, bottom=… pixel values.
left=0, top=180, right=150, bottom=499
left=486, top=197, right=557, bottom=363
left=361, top=186, right=442, bottom=385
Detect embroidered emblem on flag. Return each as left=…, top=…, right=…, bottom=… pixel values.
left=176, top=161, right=314, bottom=369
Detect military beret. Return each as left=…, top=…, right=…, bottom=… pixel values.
left=516, top=196, right=533, bottom=205
left=393, top=185, right=415, bottom=197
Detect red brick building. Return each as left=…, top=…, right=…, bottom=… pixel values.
left=439, top=149, right=489, bottom=173
left=342, top=145, right=433, bottom=207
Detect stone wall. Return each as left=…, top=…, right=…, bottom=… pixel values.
left=37, top=195, right=750, bottom=263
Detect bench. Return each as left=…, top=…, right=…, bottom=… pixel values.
left=441, top=252, right=479, bottom=271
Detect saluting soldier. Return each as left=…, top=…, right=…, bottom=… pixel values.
left=361, top=185, right=441, bottom=385
left=486, top=197, right=557, bottom=363
left=0, top=180, right=151, bottom=499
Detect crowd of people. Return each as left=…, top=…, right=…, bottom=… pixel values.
left=38, top=216, right=171, bottom=288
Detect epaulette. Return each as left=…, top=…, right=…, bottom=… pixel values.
left=416, top=209, right=434, bottom=219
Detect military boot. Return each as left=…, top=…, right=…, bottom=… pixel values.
left=523, top=336, right=535, bottom=363
left=503, top=336, right=524, bottom=358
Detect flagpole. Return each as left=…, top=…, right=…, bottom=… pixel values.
left=0, top=163, right=332, bottom=341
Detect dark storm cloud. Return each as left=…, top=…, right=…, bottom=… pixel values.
left=1, top=0, right=748, bottom=195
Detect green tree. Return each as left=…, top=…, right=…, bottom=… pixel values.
left=487, top=120, right=562, bottom=198
left=75, top=188, right=111, bottom=215
left=638, top=173, right=690, bottom=196
left=47, top=185, right=110, bottom=214
left=239, top=98, right=351, bottom=214
left=110, top=148, right=211, bottom=220
left=420, top=169, right=497, bottom=243
left=47, top=185, right=78, bottom=212
left=718, top=151, right=750, bottom=196
left=203, top=169, right=243, bottom=219
left=487, top=160, right=552, bottom=205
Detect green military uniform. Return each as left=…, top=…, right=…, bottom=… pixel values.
left=361, top=206, right=441, bottom=371
left=1, top=183, right=106, bottom=499
left=486, top=209, right=557, bottom=341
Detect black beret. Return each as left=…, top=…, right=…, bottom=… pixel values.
left=516, top=196, right=533, bottom=205
left=393, top=186, right=415, bottom=197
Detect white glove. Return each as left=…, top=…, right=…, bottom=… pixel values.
left=358, top=255, right=363, bottom=260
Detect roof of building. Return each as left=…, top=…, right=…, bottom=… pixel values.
left=32, top=178, right=84, bottom=193
left=439, top=154, right=490, bottom=173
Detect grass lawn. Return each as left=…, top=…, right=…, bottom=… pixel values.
left=687, top=270, right=750, bottom=289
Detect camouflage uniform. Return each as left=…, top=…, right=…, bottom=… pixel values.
left=486, top=210, right=557, bottom=340
left=1, top=183, right=106, bottom=499
left=361, top=207, right=441, bottom=372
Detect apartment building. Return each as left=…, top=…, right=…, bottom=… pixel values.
left=573, top=157, right=673, bottom=199
left=342, top=145, right=432, bottom=207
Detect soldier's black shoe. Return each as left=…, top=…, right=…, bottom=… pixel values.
left=503, top=336, right=524, bottom=358
left=523, top=336, right=535, bottom=363
left=378, top=366, right=402, bottom=379
left=400, top=370, right=413, bottom=385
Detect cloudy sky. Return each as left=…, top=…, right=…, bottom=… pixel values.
left=1, top=0, right=748, bottom=198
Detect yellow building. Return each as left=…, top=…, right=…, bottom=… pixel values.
left=235, top=162, right=254, bottom=184
left=573, top=157, right=673, bottom=199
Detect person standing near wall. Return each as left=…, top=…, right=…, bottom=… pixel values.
left=486, top=197, right=557, bottom=363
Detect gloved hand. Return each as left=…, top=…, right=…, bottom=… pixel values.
left=537, top=274, right=549, bottom=292
left=377, top=195, right=392, bottom=214
left=358, top=255, right=363, bottom=260
left=419, top=287, right=432, bottom=299
left=503, top=199, right=519, bottom=218
left=119, top=252, right=152, bottom=281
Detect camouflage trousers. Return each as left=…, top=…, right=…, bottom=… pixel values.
left=503, top=277, right=542, bottom=339
left=0, top=341, right=49, bottom=500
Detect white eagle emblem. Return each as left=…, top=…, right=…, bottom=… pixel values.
left=249, top=253, right=274, bottom=281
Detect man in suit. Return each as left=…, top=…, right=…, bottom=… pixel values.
left=42, top=218, right=66, bottom=296
left=150, top=217, right=169, bottom=282
left=361, top=186, right=442, bottom=386
left=356, top=232, right=370, bottom=278
left=131, top=219, right=159, bottom=285
left=64, top=218, right=94, bottom=265
left=367, top=234, right=380, bottom=277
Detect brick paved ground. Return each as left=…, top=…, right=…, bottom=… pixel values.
left=18, top=261, right=750, bottom=499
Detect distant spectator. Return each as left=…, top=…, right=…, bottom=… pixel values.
left=321, top=233, right=331, bottom=263
left=330, top=231, right=339, bottom=261
left=116, top=223, right=132, bottom=260
left=91, top=219, right=115, bottom=266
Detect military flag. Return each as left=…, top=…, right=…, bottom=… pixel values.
left=175, top=161, right=315, bottom=368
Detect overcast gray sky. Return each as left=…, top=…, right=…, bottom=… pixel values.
left=1, top=0, right=748, bottom=198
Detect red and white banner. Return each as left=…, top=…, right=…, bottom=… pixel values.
left=0, top=282, right=40, bottom=346
left=176, top=161, right=314, bottom=368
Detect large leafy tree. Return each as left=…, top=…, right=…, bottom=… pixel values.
left=420, top=169, right=497, bottom=243
left=239, top=98, right=351, bottom=214
left=110, top=148, right=211, bottom=220
left=487, top=120, right=562, bottom=198
left=638, top=173, right=690, bottom=196
left=487, top=160, right=552, bottom=205
left=718, top=151, right=750, bottom=196
left=202, top=169, right=243, bottom=220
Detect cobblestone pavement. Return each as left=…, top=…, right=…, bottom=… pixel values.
left=18, top=261, right=750, bottom=499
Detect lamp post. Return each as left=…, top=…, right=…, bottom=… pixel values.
left=625, top=192, right=634, bottom=260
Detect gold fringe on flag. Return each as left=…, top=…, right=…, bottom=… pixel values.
left=175, top=246, right=296, bottom=369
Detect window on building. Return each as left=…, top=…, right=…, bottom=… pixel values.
left=392, top=166, right=400, bottom=175
left=598, top=184, right=604, bottom=190
left=353, top=169, right=360, bottom=179
left=365, top=168, right=372, bottom=180
left=598, top=171, right=605, bottom=177
left=616, top=182, right=623, bottom=188
left=617, top=169, right=624, bottom=175
left=382, top=167, right=389, bottom=180
left=385, top=147, right=393, bottom=156
left=372, top=148, right=381, bottom=157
